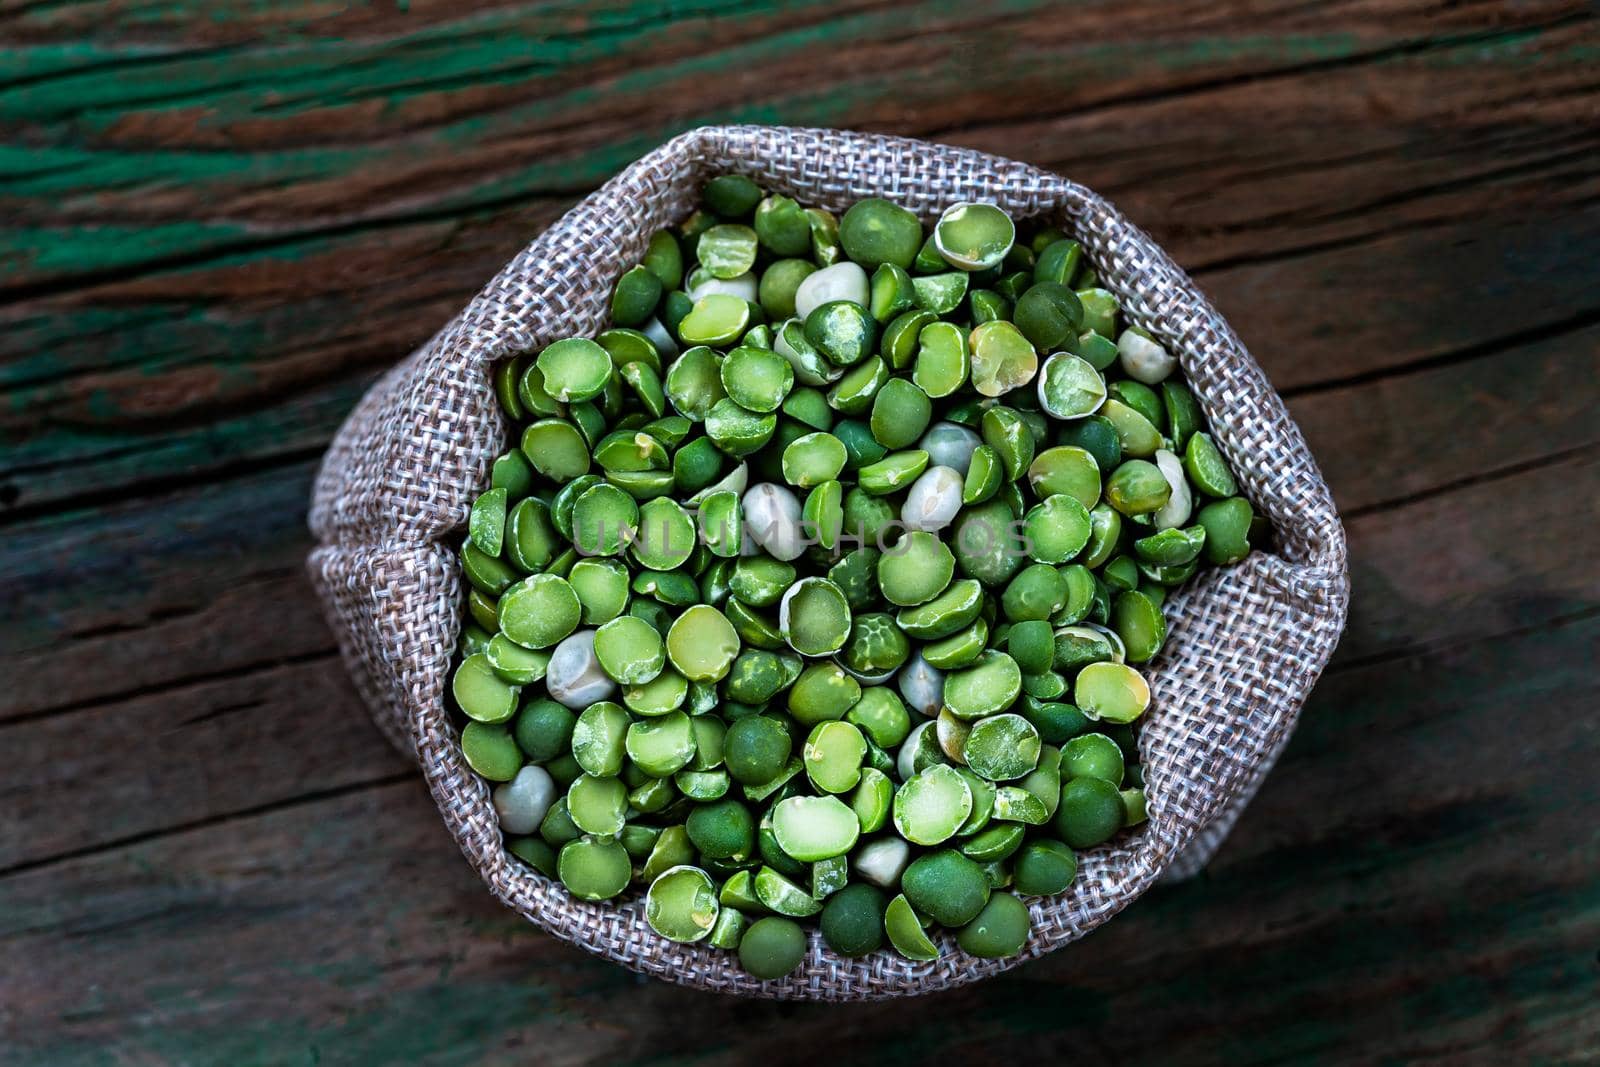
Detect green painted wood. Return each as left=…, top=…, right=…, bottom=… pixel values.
left=1, top=0, right=1596, bottom=1060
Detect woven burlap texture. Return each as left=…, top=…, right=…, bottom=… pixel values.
left=307, top=125, right=1348, bottom=1000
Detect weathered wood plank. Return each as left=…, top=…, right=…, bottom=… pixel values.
left=0, top=656, right=407, bottom=872
left=0, top=462, right=327, bottom=720
left=1340, top=450, right=1599, bottom=662
left=2, top=611, right=1592, bottom=1063
left=1291, top=322, right=1600, bottom=515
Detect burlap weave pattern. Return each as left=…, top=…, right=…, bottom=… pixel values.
left=307, top=125, right=1348, bottom=999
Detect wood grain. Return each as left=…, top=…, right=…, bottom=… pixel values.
left=1, top=0, right=1596, bottom=1061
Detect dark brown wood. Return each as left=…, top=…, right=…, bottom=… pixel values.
left=1, top=0, right=1595, bottom=1061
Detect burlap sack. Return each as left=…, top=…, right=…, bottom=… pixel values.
left=307, top=125, right=1348, bottom=999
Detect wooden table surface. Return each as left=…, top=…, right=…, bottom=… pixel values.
left=3, top=2, right=1597, bottom=1063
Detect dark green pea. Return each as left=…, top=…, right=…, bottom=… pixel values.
left=896, top=230, right=939, bottom=276
left=820, top=882, right=887, bottom=957
left=724, top=598, right=784, bottom=650
left=538, top=797, right=582, bottom=847
left=723, top=649, right=796, bottom=704
left=1102, top=554, right=1140, bottom=593
left=1057, top=415, right=1121, bottom=474
left=513, top=698, right=577, bottom=762
left=461, top=541, right=517, bottom=596
left=1028, top=227, right=1065, bottom=255
left=922, top=616, right=989, bottom=670
left=618, top=361, right=667, bottom=420
left=458, top=623, right=493, bottom=659
left=1021, top=699, right=1089, bottom=744
left=806, top=206, right=843, bottom=265
left=1013, top=282, right=1083, bottom=351
left=1004, top=239, right=1038, bottom=272
left=662, top=289, right=694, bottom=340
left=1198, top=496, right=1254, bottom=565
left=568, top=399, right=608, bottom=449
left=686, top=798, right=756, bottom=860
left=912, top=271, right=969, bottom=316
left=493, top=357, right=527, bottom=421
left=633, top=568, right=700, bottom=606
left=703, top=173, right=763, bottom=217
left=641, top=229, right=683, bottom=290
left=1135, top=525, right=1207, bottom=566
left=759, top=258, right=817, bottom=320
left=611, top=265, right=662, bottom=327
left=1053, top=564, right=1096, bottom=627
left=738, top=916, right=807, bottom=980
left=1020, top=669, right=1067, bottom=702
left=1062, top=732, right=1125, bottom=784
left=1054, top=776, right=1125, bottom=848
left=642, top=414, right=691, bottom=449
left=743, top=322, right=774, bottom=351
left=467, top=590, right=500, bottom=633
left=1007, top=619, right=1055, bottom=675
left=902, top=849, right=990, bottom=927
left=725, top=715, right=793, bottom=784
left=755, top=194, right=812, bottom=256
left=672, top=436, right=724, bottom=495
left=834, top=419, right=889, bottom=471
left=781, top=386, right=835, bottom=432
left=839, top=197, right=923, bottom=270
left=1012, top=839, right=1077, bottom=896
left=1087, top=578, right=1112, bottom=626
left=1034, top=238, right=1083, bottom=286
left=508, top=836, right=559, bottom=878
left=490, top=449, right=535, bottom=500
left=990, top=269, right=1029, bottom=303
left=957, top=892, right=1030, bottom=958
left=839, top=611, right=911, bottom=677
left=827, top=355, right=890, bottom=416
left=1079, top=503, right=1122, bottom=569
